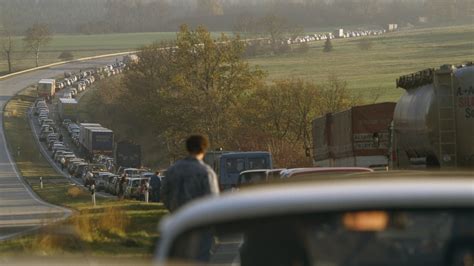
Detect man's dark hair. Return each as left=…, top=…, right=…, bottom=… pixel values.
left=186, top=135, right=209, bottom=154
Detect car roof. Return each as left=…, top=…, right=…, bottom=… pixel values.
left=239, top=168, right=285, bottom=175
left=98, top=172, right=113, bottom=175
left=160, top=172, right=474, bottom=240
left=141, top=172, right=154, bottom=175
left=281, top=167, right=374, bottom=178
left=220, top=152, right=271, bottom=158
left=128, top=177, right=148, bottom=181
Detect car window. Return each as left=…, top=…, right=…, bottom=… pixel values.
left=131, top=180, right=140, bottom=187
left=248, top=158, right=267, bottom=170
left=225, top=158, right=245, bottom=174
left=167, top=209, right=474, bottom=266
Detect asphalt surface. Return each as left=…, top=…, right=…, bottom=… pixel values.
left=0, top=57, right=122, bottom=241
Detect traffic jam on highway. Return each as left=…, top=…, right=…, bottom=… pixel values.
left=32, top=57, right=158, bottom=202
left=30, top=60, right=474, bottom=265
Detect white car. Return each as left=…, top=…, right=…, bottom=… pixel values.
left=237, top=168, right=285, bottom=187
left=40, top=118, right=54, bottom=126
left=155, top=173, right=474, bottom=266
left=62, top=92, right=72, bottom=99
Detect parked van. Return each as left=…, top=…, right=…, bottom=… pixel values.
left=205, top=151, right=272, bottom=190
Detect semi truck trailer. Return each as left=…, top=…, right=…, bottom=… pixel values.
left=58, top=98, right=78, bottom=121
left=114, top=140, right=141, bottom=168
left=312, top=102, right=396, bottom=168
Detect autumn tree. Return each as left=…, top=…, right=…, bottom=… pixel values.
left=237, top=77, right=361, bottom=167
left=113, top=25, right=265, bottom=159
left=259, top=14, right=290, bottom=53
left=197, top=0, right=224, bottom=16
left=320, top=75, right=362, bottom=113
left=23, top=23, right=52, bottom=67
left=233, top=13, right=258, bottom=38
left=0, top=27, right=16, bottom=73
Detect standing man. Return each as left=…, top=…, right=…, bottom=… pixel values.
left=149, top=171, right=162, bottom=202
left=161, top=135, right=219, bottom=212
left=118, top=174, right=127, bottom=200
left=161, top=135, right=219, bottom=261
left=60, top=157, right=66, bottom=171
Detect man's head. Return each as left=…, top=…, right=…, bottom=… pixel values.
left=186, top=135, right=209, bottom=159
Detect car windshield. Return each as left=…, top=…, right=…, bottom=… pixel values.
left=131, top=180, right=141, bottom=187
left=90, top=165, right=106, bottom=172
left=125, top=169, right=140, bottom=175
left=225, top=158, right=245, bottom=174
left=167, top=209, right=474, bottom=266
left=248, top=158, right=267, bottom=170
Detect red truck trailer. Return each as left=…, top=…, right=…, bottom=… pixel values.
left=312, top=102, right=396, bottom=168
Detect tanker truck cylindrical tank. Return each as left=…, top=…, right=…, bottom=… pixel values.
left=393, top=65, right=474, bottom=168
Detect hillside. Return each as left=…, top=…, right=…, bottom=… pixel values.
left=248, top=25, right=474, bottom=102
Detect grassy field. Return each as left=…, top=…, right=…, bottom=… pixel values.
left=1, top=31, right=228, bottom=75
left=248, top=25, right=474, bottom=102
left=1, top=87, right=167, bottom=260
left=2, top=25, right=473, bottom=102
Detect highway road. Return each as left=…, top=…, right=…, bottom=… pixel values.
left=0, top=57, right=122, bottom=241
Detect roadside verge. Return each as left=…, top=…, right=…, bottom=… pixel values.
left=1, top=86, right=166, bottom=257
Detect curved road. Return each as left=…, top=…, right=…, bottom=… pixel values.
left=0, top=57, right=122, bottom=240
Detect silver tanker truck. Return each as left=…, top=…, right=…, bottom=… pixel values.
left=393, top=62, right=474, bottom=169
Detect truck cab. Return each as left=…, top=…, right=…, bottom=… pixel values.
left=37, top=79, right=56, bottom=101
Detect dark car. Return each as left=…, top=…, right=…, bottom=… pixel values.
left=155, top=172, right=474, bottom=266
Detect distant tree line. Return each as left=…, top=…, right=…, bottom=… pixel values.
left=0, top=0, right=472, bottom=34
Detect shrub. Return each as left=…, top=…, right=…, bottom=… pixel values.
left=323, top=38, right=333, bottom=53
left=71, top=209, right=95, bottom=242
left=98, top=207, right=130, bottom=236
left=296, top=42, right=310, bottom=54
left=275, top=42, right=291, bottom=55
left=58, top=51, right=74, bottom=61
left=67, top=186, right=84, bottom=198
left=358, top=38, right=374, bottom=50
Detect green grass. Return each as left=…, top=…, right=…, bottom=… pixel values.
left=1, top=87, right=167, bottom=259
left=247, top=24, right=474, bottom=102
left=1, top=31, right=227, bottom=74
left=3, top=25, right=472, bottom=102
